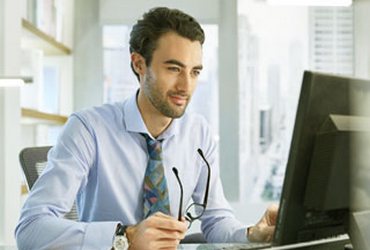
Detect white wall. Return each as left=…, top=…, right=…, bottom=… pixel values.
left=99, top=0, right=220, bottom=24
left=218, top=0, right=240, bottom=201
left=74, top=0, right=103, bottom=111
left=0, top=0, right=22, bottom=245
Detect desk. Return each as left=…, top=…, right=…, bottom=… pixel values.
left=0, top=247, right=17, bottom=250
left=0, top=235, right=350, bottom=250
left=178, top=234, right=350, bottom=250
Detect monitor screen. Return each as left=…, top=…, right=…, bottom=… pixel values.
left=273, top=71, right=370, bottom=245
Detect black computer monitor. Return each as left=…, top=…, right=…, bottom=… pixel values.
left=273, top=71, right=370, bottom=245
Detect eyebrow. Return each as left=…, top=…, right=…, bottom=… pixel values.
left=164, top=59, right=203, bottom=70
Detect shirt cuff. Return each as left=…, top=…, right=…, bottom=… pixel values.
left=232, top=227, right=249, bottom=243
left=82, top=221, right=120, bottom=250
left=232, top=224, right=255, bottom=243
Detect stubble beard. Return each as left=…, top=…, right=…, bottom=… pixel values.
left=143, top=69, right=190, bottom=119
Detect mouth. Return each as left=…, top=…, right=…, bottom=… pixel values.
left=169, top=94, right=188, bottom=106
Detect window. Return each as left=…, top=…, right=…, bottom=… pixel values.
left=103, top=26, right=137, bottom=103
left=238, top=3, right=354, bottom=205
left=238, top=4, right=309, bottom=204
left=309, top=6, right=354, bottom=75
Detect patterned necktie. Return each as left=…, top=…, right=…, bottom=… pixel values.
left=142, top=133, right=171, bottom=218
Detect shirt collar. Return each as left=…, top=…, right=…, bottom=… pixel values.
left=123, top=91, right=181, bottom=140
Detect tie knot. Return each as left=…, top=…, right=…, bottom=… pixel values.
left=141, top=133, right=163, bottom=160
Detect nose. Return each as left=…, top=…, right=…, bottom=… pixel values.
left=176, top=71, right=193, bottom=92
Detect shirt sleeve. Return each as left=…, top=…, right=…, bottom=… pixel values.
left=15, top=115, right=119, bottom=249
left=195, top=121, right=250, bottom=243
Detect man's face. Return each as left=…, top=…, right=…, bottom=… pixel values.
left=140, top=32, right=203, bottom=118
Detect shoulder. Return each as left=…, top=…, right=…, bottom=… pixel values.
left=176, top=112, right=218, bottom=160
left=177, top=112, right=214, bottom=142
left=73, top=102, right=123, bottom=121
left=71, top=102, right=124, bottom=131
left=180, top=112, right=210, bottom=129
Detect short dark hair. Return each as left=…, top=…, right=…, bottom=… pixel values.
left=129, top=7, right=205, bottom=81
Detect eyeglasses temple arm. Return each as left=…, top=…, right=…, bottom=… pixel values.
left=172, top=167, right=183, bottom=221
left=197, top=148, right=211, bottom=207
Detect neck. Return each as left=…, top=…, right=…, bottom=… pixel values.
left=137, top=90, right=172, bottom=138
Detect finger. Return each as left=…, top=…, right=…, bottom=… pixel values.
left=262, top=225, right=275, bottom=242
left=140, top=239, right=179, bottom=250
left=266, top=204, right=279, bottom=225
left=152, top=212, right=187, bottom=225
left=144, top=222, right=186, bottom=241
left=147, top=215, right=187, bottom=232
left=268, top=203, right=279, bottom=211
left=160, top=246, right=179, bottom=250
left=155, top=219, right=187, bottom=232
left=155, top=238, right=180, bottom=249
left=153, top=211, right=175, bottom=219
left=248, top=224, right=275, bottom=242
left=147, top=225, right=186, bottom=241
left=136, top=227, right=182, bottom=244
left=152, top=212, right=188, bottom=230
left=143, top=239, right=180, bottom=249
left=158, top=228, right=186, bottom=240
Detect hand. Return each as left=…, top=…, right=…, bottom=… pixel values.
left=126, top=212, right=187, bottom=250
left=247, top=204, right=279, bottom=242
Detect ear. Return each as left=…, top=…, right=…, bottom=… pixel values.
left=131, top=52, right=146, bottom=76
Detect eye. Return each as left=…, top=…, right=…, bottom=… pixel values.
left=192, top=70, right=201, bottom=77
left=168, top=67, right=180, bottom=72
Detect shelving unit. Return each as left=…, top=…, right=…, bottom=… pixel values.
left=21, top=18, right=72, bottom=55
left=20, top=17, right=72, bottom=126
left=21, top=108, right=68, bottom=125
left=0, top=0, right=74, bottom=243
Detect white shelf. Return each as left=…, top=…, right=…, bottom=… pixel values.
left=21, top=108, right=68, bottom=125
left=21, top=18, right=72, bottom=56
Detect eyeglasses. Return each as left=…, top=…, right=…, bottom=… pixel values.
left=172, top=148, right=211, bottom=228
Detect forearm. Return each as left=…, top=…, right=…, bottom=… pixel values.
left=15, top=215, right=118, bottom=249
left=201, top=215, right=249, bottom=243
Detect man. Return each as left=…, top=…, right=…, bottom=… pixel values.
left=16, top=7, right=277, bottom=249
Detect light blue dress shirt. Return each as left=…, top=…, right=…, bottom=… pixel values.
left=15, top=93, right=248, bottom=249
